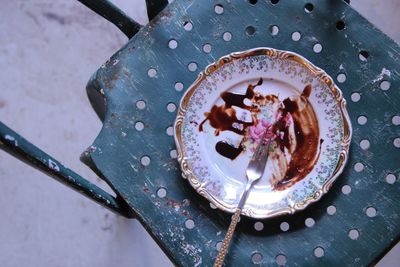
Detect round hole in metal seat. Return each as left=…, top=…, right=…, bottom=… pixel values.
left=380, top=80, right=391, bottom=91
left=157, top=187, right=167, bottom=198
left=336, top=20, right=346, bottom=30
left=280, top=222, right=290, bottom=232
left=254, top=221, right=264, bottom=231
left=147, top=68, right=157, bottom=78
left=166, top=126, right=174, bottom=136
left=183, top=21, right=193, bottom=31
left=366, top=206, right=377, bottom=218
left=275, top=254, right=286, bottom=266
left=203, top=43, right=212, bottom=53
left=392, top=115, right=400, bottom=125
left=342, top=185, right=351, bottom=195
left=246, top=25, right=256, bottom=36
left=351, top=92, right=361, bottom=102
left=185, top=219, right=195, bottom=229
left=135, top=121, right=144, bottom=131
left=394, top=137, right=400, bottom=148
left=304, top=3, right=314, bottom=13
left=175, top=82, right=184, bottom=92
left=251, top=252, right=263, bottom=264
left=359, top=50, right=369, bottom=62
left=216, top=241, right=223, bottom=251
left=170, top=149, right=177, bottom=159
left=168, top=39, right=178, bottom=49
left=357, top=115, right=367, bottom=125
left=385, top=173, right=396, bottom=184
left=360, top=139, right=370, bottom=150
left=354, top=162, right=364, bottom=172
left=291, top=31, right=301, bottom=41
left=141, top=156, right=151, bottom=166
left=314, top=246, right=325, bottom=258
left=167, top=102, right=176, bottom=112
left=223, top=31, right=232, bottom=41
left=327, top=205, right=336, bottom=215
left=188, top=62, right=198, bottom=72
left=269, top=25, right=279, bottom=36
left=305, top=217, right=315, bottom=228
left=214, top=4, right=224, bottom=14
left=348, top=229, right=360, bottom=240
left=337, top=73, right=346, bottom=83
left=136, top=100, right=146, bottom=110
left=313, top=43, right=323, bottom=53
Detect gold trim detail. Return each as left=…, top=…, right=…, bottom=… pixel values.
left=174, top=47, right=352, bottom=219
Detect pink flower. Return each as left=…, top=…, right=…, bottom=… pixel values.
left=275, top=110, right=283, bottom=121
left=248, top=119, right=273, bottom=144
left=284, top=113, right=293, bottom=127
left=275, top=111, right=293, bottom=127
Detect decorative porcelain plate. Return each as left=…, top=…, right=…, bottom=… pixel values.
left=174, top=47, right=352, bottom=219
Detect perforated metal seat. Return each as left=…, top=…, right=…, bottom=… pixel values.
left=1, top=0, right=399, bottom=266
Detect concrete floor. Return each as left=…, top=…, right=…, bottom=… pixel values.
left=0, top=0, right=398, bottom=266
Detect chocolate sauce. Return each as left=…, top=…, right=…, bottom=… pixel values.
left=199, top=79, right=320, bottom=190
left=302, top=84, right=312, bottom=98
left=265, top=94, right=279, bottom=102
left=282, top=98, right=298, bottom=113
left=215, top=141, right=244, bottom=160
left=220, top=78, right=262, bottom=110
left=272, top=85, right=320, bottom=190
left=198, top=105, right=253, bottom=135
left=276, top=138, right=323, bottom=189
left=198, top=78, right=263, bottom=135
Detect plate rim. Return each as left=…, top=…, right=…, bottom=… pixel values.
left=174, top=47, right=352, bottom=219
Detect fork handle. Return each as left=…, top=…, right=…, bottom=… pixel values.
left=214, top=208, right=242, bottom=267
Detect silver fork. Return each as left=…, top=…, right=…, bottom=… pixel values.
left=214, top=130, right=272, bottom=267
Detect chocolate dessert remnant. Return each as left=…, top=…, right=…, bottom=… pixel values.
left=215, top=141, right=244, bottom=160
left=220, top=78, right=262, bottom=111
left=199, top=80, right=321, bottom=190
left=198, top=78, right=263, bottom=135
left=270, top=84, right=321, bottom=190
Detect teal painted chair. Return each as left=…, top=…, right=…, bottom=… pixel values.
left=1, top=0, right=399, bottom=265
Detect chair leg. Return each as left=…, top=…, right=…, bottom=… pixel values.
left=146, top=0, right=169, bottom=21
left=77, top=0, right=142, bottom=38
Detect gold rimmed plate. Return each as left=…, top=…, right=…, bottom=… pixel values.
left=174, top=47, right=352, bottom=219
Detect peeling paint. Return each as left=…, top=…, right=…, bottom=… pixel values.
left=67, top=176, right=75, bottom=183
left=112, top=59, right=120, bottom=66
left=371, top=67, right=391, bottom=83
left=48, top=159, right=60, bottom=172
left=180, top=241, right=202, bottom=266
left=194, top=257, right=202, bottom=267
left=129, top=162, right=138, bottom=172
left=5, top=134, right=18, bottom=146
left=86, top=145, right=97, bottom=153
